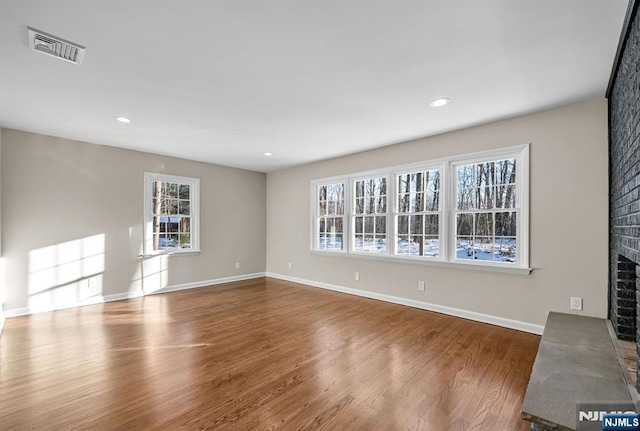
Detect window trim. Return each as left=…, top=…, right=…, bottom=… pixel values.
left=143, top=172, right=201, bottom=257
left=310, top=144, right=530, bottom=275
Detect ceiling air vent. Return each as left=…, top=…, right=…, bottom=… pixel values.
left=27, top=27, right=85, bottom=65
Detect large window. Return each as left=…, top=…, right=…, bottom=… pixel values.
left=310, top=145, right=529, bottom=273
left=315, top=183, right=345, bottom=250
left=144, top=172, right=200, bottom=255
left=353, top=176, right=387, bottom=253
left=396, top=169, right=440, bottom=257
left=455, top=159, right=518, bottom=263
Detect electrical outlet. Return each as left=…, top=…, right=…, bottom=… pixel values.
left=355, top=271, right=360, bottom=281
left=288, top=262, right=292, bottom=270
left=235, top=261, right=240, bottom=269
left=418, top=281, right=425, bottom=291
left=571, top=297, right=583, bottom=311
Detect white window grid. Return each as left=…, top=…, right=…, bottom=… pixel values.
left=309, top=144, right=530, bottom=272
left=144, top=172, right=200, bottom=256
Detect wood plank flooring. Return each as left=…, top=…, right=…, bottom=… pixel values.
left=0, top=277, right=540, bottom=430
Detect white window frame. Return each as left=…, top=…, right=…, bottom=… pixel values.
left=448, top=147, right=529, bottom=270
left=393, top=164, right=445, bottom=260
left=143, top=172, right=201, bottom=256
left=310, top=144, right=530, bottom=275
left=311, top=179, right=348, bottom=253
left=350, top=174, right=390, bottom=256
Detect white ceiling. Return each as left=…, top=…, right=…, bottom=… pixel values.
left=0, top=1, right=629, bottom=172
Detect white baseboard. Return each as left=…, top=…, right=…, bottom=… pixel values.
left=266, top=272, right=544, bottom=335
left=147, top=272, right=265, bottom=296
left=3, top=272, right=266, bottom=318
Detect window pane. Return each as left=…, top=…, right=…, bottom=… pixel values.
left=496, top=159, right=517, bottom=185
left=168, top=183, right=178, bottom=198
left=495, top=237, right=517, bottom=263
left=425, top=190, right=438, bottom=212
left=457, top=213, right=473, bottom=236
left=153, top=181, right=161, bottom=198
left=355, top=181, right=365, bottom=198
left=397, top=236, right=410, bottom=255
left=366, top=197, right=376, bottom=214
left=355, top=216, right=364, bottom=234
left=180, top=234, right=191, bottom=249
left=179, top=184, right=190, bottom=199
left=376, top=196, right=387, bottom=213
left=424, top=214, right=438, bottom=235
left=457, top=165, right=475, bottom=189
left=328, top=184, right=343, bottom=201
left=181, top=217, right=190, bottom=233
left=375, top=216, right=386, bottom=234
left=364, top=235, right=374, bottom=252
left=375, top=236, right=387, bottom=253
left=495, top=212, right=517, bottom=237
left=319, top=186, right=327, bottom=201
left=398, top=174, right=410, bottom=194
left=456, top=237, right=473, bottom=260
left=329, top=234, right=343, bottom=250
left=475, top=213, right=493, bottom=237
left=474, top=237, right=494, bottom=261
left=355, top=198, right=365, bottom=214
left=424, top=236, right=439, bottom=257
left=179, top=200, right=190, bottom=215
left=328, top=201, right=336, bottom=215
left=319, top=201, right=327, bottom=216
left=474, top=186, right=494, bottom=209
left=476, top=162, right=494, bottom=188
left=364, top=216, right=374, bottom=234
left=496, top=185, right=516, bottom=208
left=410, top=215, right=423, bottom=235
left=166, top=199, right=177, bottom=215
left=398, top=215, right=408, bottom=235
left=167, top=217, right=180, bottom=232
left=354, top=234, right=363, bottom=251
left=457, top=188, right=474, bottom=210
left=399, top=194, right=410, bottom=213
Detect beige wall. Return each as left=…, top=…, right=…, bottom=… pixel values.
left=1, top=129, right=266, bottom=313
left=266, top=98, right=609, bottom=328
left=0, top=128, right=4, bottom=331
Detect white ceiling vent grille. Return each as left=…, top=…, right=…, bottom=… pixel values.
left=27, top=27, right=85, bottom=65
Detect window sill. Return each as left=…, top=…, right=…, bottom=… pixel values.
left=309, top=250, right=532, bottom=275
left=138, top=250, right=201, bottom=259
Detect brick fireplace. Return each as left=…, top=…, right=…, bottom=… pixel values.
left=609, top=0, right=640, bottom=393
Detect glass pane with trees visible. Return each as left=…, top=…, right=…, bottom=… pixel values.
left=152, top=180, right=193, bottom=250
left=317, top=183, right=345, bottom=250
left=353, top=177, right=387, bottom=253
left=455, top=157, right=518, bottom=263
left=396, top=169, right=440, bottom=257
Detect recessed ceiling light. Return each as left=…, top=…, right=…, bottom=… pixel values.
left=115, top=116, right=131, bottom=123
left=430, top=98, right=450, bottom=108
left=264, top=152, right=273, bottom=157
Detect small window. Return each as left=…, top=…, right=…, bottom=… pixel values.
left=395, top=169, right=440, bottom=257
left=144, top=172, right=200, bottom=255
left=352, top=176, right=388, bottom=254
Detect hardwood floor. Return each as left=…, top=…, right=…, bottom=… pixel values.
left=0, top=277, right=540, bottom=430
